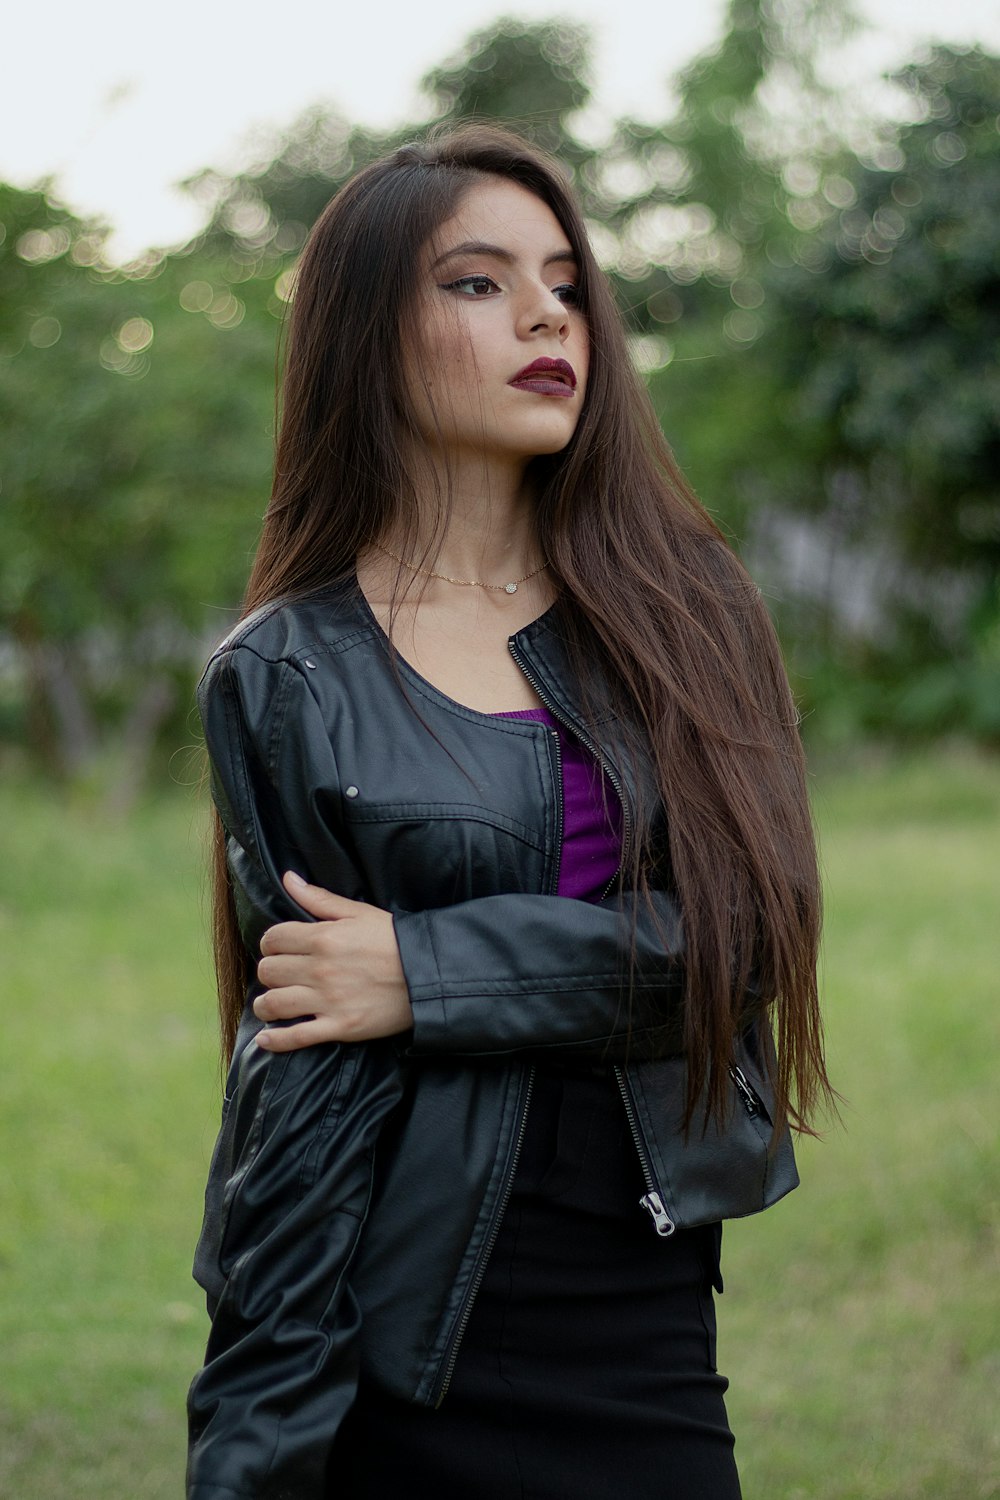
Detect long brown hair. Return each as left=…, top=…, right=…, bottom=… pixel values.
left=211, top=123, right=831, bottom=1130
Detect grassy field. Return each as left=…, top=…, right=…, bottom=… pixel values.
left=0, top=749, right=997, bottom=1498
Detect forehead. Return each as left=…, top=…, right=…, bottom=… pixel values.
left=429, top=179, right=574, bottom=262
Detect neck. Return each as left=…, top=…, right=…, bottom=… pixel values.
left=386, top=450, right=544, bottom=583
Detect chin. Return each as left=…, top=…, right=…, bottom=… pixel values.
left=500, top=419, right=580, bottom=459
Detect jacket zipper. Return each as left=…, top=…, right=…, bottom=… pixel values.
left=435, top=1065, right=535, bottom=1406
left=435, top=679, right=566, bottom=1404
left=509, top=638, right=675, bottom=1239
left=547, top=714, right=565, bottom=894
left=614, top=1065, right=676, bottom=1236
left=507, top=641, right=632, bottom=897
left=730, top=1062, right=763, bottom=1118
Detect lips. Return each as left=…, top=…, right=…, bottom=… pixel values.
left=508, top=357, right=577, bottom=397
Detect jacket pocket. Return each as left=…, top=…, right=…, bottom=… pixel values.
left=343, top=800, right=546, bottom=908
left=626, top=1036, right=799, bottom=1230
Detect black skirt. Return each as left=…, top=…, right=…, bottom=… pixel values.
left=335, top=1067, right=741, bottom=1499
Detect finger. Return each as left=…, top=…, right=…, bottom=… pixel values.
left=260, top=921, right=321, bottom=957
left=256, top=952, right=315, bottom=988
left=255, top=1017, right=345, bottom=1053
left=283, top=871, right=364, bottom=919
left=253, top=986, right=319, bottom=1022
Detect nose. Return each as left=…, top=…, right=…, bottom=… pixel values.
left=521, top=281, right=571, bottom=341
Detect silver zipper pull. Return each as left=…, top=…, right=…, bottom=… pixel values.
left=640, top=1191, right=675, bottom=1237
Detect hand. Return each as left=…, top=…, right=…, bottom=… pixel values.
left=253, top=872, right=413, bottom=1052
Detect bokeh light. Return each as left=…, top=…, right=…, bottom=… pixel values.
left=180, top=280, right=214, bottom=311
left=28, top=317, right=62, bottom=348
left=16, top=225, right=71, bottom=263
left=116, top=316, right=154, bottom=352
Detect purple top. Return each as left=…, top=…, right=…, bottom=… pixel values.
left=494, top=706, right=623, bottom=902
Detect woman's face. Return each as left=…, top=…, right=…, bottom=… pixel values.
left=405, top=178, right=590, bottom=469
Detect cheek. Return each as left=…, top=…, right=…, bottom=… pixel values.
left=416, top=315, right=484, bottom=409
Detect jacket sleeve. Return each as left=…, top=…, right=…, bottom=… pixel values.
left=187, top=645, right=404, bottom=1500
left=394, top=887, right=696, bottom=1062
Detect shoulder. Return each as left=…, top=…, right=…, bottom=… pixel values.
left=202, top=578, right=374, bottom=678
left=197, top=579, right=382, bottom=742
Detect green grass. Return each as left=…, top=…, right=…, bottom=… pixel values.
left=0, top=784, right=218, bottom=1498
left=1, top=750, right=997, bottom=1497
left=725, top=750, right=1000, bottom=1499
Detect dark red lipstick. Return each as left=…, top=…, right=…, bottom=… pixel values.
left=508, top=357, right=577, bottom=397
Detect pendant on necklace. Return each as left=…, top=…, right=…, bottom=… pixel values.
left=504, top=582, right=518, bottom=594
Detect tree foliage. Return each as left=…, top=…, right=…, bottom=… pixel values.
left=2, top=8, right=998, bottom=791
left=424, top=17, right=592, bottom=158
left=777, top=46, right=1000, bottom=574
left=0, top=186, right=277, bottom=787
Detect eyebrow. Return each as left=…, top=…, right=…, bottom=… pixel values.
left=431, top=239, right=578, bottom=272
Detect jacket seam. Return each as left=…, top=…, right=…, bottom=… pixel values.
left=220, top=657, right=260, bottom=863
left=265, top=659, right=295, bottom=778
left=206, top=584, right=364, bottom=661
left=210, top=628, right=374, bottom=677
left=391, top=665, right=571, bottom=736
left=408, top=974, right=671, bottom=999
left=345, top=802, right=545, bottom=851
left=296, top=1046, right=362, bottom=1197
left=216, top=1051, right=293, bottom=1264
left=423, top=910, right=445, bottom=998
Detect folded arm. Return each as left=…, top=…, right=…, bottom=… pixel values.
left=206, top=646, right=693, bottom=1063
left=394, top=886, right=688, bottom=1061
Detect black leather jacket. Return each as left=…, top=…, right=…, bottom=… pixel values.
left=186, top=579, right=797, bottom=1500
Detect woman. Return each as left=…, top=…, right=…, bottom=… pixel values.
left=187, top=124, right=830, bottom=1500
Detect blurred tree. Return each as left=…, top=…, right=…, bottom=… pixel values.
left=185, top=18, right=599, bottom=261
left=183, top=108, right=381, bottom=258
left=595, top=1, right=854, bottom=275
left=0, top=185, right=277, bottom=795
left=423, top=17, right=593, bottom=163
left=4, top=12, right=998, bottom=781
left=1, top=185, right=136, bottom=777
left=777, top=45, right=1000, bottom=576
left=601, top=0, right=858, bottom=532
left=751, top=45, right=1000, bottom=737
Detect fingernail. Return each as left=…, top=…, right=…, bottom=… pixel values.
left=256, top=1032, right=272, bottom=1049
left=285, top=870, right=306, bottom=887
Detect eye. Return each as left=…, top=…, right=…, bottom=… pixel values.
left=441, top=274, right=500, bottom=297
left=552, top=282, right=581, bottom=308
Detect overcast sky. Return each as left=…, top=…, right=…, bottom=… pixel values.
left=5, top=0, right=999, bottom=259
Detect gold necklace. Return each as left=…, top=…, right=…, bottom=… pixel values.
left=374, top=543, right=548, bottom=595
